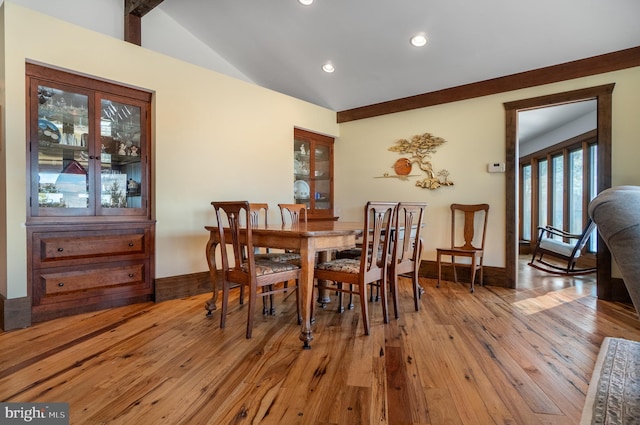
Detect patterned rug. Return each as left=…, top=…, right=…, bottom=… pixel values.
left=581, top=337, right=640, bottom=424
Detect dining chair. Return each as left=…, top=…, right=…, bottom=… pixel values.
left=313, top=201, right=397, bottom=335
left=278, top=203, right=308, bottom=225
left=388, top=202, right=427, bottom=318
left=212, top=201, right=302, bottom=338
left=436, top=203, right=489, bottom=293
left=250, top=203, right=300, bottom=263
left=249, top=203, right=300, bottom=314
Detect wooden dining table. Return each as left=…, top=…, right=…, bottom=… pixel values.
left=204, top=220, right=364, bottom=349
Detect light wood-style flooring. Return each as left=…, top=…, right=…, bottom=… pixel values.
left=2, top=263, right=640, bottom=424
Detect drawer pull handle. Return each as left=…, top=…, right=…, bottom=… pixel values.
left=128, top=274, right=134, bottom=278
left=57, top=247, right=64, bottom=252
left=128, top=242, right=134, bottom=247
left=58, top=282, right=64, bottom=287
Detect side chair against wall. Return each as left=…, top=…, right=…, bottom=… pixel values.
left=313, top=202, right=397, bottom=335
left=527, top=219, right=597, bottom=275
left=212, top=201, right=302, bottom=339
left=388, top=202, right=427, bottom=318
left=436, top=203, right=490, bottom=293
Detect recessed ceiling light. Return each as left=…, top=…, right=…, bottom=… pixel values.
left=299, top=0, right=314, bottom=5
left=322, top=63, right=335, bottom=73
left=410, top=34, right=428, bottom=47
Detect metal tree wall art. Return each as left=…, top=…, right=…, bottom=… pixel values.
left=389, top=132, right=454, bottom=190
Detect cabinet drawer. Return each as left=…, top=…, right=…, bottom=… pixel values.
left=37, top=262, right=146, bottom=296
left=31, top=227, right=151, bottom=268
left=41, top=234, right=145, bottom=260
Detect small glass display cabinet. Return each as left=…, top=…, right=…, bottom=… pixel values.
left=293, top=128, right=335, bottom=221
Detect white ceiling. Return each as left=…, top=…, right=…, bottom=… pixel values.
left=158, top=0, right=640, bottom=112
left=518, top=100, right=596, bottom=145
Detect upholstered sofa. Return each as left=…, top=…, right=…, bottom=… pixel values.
left=580, top=185, right=640, bottom=424
left=588, top=185, right=640, bottom=316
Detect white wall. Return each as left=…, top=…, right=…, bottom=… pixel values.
left=0, top=3, right=338, bottom=299
left=519, top=110, right=597, bottom=157
left=1, top=0, right=252, bottom=83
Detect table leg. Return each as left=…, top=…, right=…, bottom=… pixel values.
left=205, top=239, right=219, bottom=316
left=298, top=239, right=315, bottom=349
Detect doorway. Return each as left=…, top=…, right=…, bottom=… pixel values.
left=518, top=100, right=597, bottom=253
left=504, top=84, right=614, bottom=297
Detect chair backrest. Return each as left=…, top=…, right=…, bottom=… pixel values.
left=450, top=203, right=489, bottom=251
left=571, top=218, right=596, bottom=256
left=391, top=202, right=427, bottom=269
left=539, top=218, right=596, bottom=257
left=249, top=203, right=269, bottom=227
left=278, top=203, right=308, bottom=225
left=212, top=201, right=254, bottom=274
left=361, top=202, right=397, bottom=275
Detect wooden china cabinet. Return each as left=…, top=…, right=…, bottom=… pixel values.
left=293, top=128, right=336, bottom=221
left=26, top=63, right=155, bottom=323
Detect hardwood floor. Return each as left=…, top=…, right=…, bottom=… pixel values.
left=2, top=265, right=640, bottom=424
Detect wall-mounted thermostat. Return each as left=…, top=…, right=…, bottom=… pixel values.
left=488, top=162, right=505, bottom=173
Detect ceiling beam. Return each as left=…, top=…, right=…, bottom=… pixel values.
left=337, top=45, right=640, bottom=123
left=126, top=0, right=165, bottom=17
left=125, top=0, right=165, bottom=46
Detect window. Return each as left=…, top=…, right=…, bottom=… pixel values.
left=520, top=131, right=597, bottom=253
left=521, top=164, right=532, bottom=241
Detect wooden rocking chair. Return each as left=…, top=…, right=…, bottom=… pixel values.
left=528, top=219, right=597, bottom=275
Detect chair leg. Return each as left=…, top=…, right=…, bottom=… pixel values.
left=390, top=271, right=400, bottom=319
left=261, top=286, right=273, bottom=315
left=220, top=282, right=230, bottom=329
left=246, top=286, right=257, bottom=339
left=411, top=273, right=420, bottom=312
left=269, top=290, right=276, bottom=316
left=437, top=252, right=442, bottom=288
left=310, top=281, right=316, bottom=324
left=348, top=285, right=354, bottom=309
left=380, top=278, right=389, bottom=324
left=337, top=283, right=345, bottom=313
left=360, top=283, right=370, bottom=335
left=452, top=256, right=458, bottom=283
left=469, top=257, right=477, bottom=293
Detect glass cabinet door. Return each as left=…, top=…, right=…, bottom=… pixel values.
left=294, top=140, right=311, bottom=208
left=32, top=83, right=93, bottom=216
left=29, top=80, right=148, bottom=217
left=98, top=96, right=146, bottom=215
left=293, top=128, right=335, bottom=220
left=312, top=143, right=331, bottom=211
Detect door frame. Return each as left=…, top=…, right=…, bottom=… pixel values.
left=503, top=84, right=614, bottom=296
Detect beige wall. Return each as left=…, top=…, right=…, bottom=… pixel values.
left=2, top=3, right=640, bottom=300
left=0, top=3, right=338, bottom=299
left=0, top=3, right=6, bottom=301
left=335, top=67, right=640, bottom=268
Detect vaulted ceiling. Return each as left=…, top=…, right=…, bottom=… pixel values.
left=155, top=0, right=640, bottom=113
